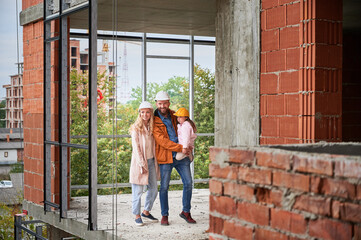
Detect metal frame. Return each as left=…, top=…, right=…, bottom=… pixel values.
left=43, top=0, right=98, bottom=230
left=14, top=214, right=47, bottom=240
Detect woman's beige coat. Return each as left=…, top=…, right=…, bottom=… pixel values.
left=129, top=129, right=160, bottom=185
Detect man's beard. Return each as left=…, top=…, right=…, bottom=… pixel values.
left=159, top=108, right=169, bottom=116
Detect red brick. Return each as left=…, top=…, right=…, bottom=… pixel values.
left=279, top=71, right=299, bottom=93
left=273, top=171, right=309, bottom=192
left=209, top=215, right=224, bottom=235
left=280, top=26, right=299, bottom=49
left=223, top=221, right=253, bottom=240
left=286, top=2, right=300, bottom=25
left=209, top=163, right=238, bottom=180
left=266, top=6, right=286, bottom=29
left=260, top=73, right=278, bottom=94
left=262, top=29, right=280, bottom=52
left=357, top=185, right=361, bottom=200
left=335, top=160, right=361, bottom=179
left=294, top=195, right=331, bottom=216
left=210, top=195, right=237, bottom=217
left=229, top=149, right=254, bottom=165
left=262, top=137, right=285, bottom=144
left=209, top=147, right=229, bottom=162
left=315, top=0, right=342, bottom=21
left=286, top=47, right=300, bottom=70
left=237, top=202, right=269, bottom=226
left=256, top=151, right=291, bottom=170
left=266, top=95, right=285, bottom=115
left=267, top=50, right=286, bottom=72
left=256, top=187, right=283, bottom=207
left=209, top=179, right=223, bottom=195
left=310, top=177, right=356, bottom=199
left=238, top=166, right=272, bottom=185
left=271, top=208, right=307, bottom=234
left=261, top=52, right=267, bottom=72
left=262, top=0, right=279, bottom=10
left=332, top=200, right=341, bottom=219
left=340, top=202, right=361, bottom=223
left=354, top=225, right=361, bottom=240
left=309, top=218, right=352, bottom=240
left=255, top=228, right=288, bottom=240
left=261, top=117, right=279, bottom=137
left=224, top=182, right=254, bottom=201
left=280, top=116, right=298, bottom=138
left=285, top=94, right=300, bottom=115
left=293, top=156, right=333, bottom=176
left=315, top=45, right=342, bottom=68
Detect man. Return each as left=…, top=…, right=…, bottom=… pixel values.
left=153, top=91, right=196, bottom=226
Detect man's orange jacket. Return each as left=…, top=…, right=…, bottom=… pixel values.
left=153, top=110, right=183, bottom=164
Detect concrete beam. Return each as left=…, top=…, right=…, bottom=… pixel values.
left=20, top=3, right=43, bottom=26
left=23, top=201, right=116, bottom=240
left=215, top=0, right=260, bottom=147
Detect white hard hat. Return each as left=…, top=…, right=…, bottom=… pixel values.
left=155, top=91, right=170, bottom=101
left=138, top=101, right=153, bottom=110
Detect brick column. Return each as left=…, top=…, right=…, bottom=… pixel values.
left=22, top=0, right=62, bottom=205
left=260, top=0, right=342, bottom=144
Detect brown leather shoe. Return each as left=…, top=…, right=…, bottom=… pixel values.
left=179, top=211, right=196, bottom=224
left=161, top=216, right=169, bottom=226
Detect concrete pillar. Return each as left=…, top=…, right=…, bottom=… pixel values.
left=215, top=0, right=260, bottom=147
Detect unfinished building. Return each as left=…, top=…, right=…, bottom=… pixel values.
left=19, top=0, right=361, bottom=239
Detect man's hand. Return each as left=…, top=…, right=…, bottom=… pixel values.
left=182, top=148, right=190, bottom=155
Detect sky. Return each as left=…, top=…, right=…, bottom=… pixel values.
left=0, top=1, right=215, bottom=103
left=0, top=0, right=23, bottom=100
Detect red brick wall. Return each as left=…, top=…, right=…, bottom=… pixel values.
left=23, top=0, right=62, bottom=205
left=260, top=0, right=342, bottom=144
left=209, top=146, right=361, bottom=240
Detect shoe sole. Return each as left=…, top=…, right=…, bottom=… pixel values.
left=161, top=222, right=169, bottom=226
left=179, top=214, right=197, bottom=224
left=143, top=218, right=159, bottom=223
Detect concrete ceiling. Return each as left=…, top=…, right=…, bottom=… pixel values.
left=344, top=0, right=361, bottom=31
left=69, top=0, right=217, bottom=36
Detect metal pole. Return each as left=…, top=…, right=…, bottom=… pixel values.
left=35, top=225, right=43, bottom=240
left=43, top=0, right=52, bottom=213
left=14, top=215, right=22, bottom=240
left=189, top=36, right=195, bottom=188
left=141, top=33, right=147, bottom=101
left=59, top=0, right=69, bottom=219
left=88, top=0, right=98, bottom=230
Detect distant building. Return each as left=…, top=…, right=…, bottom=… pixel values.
left=0, top=128, right=23, bottom=175
left=2, top=63, right=23, bottom=129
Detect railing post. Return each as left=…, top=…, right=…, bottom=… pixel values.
left=14, top=215, right=22, bottom=240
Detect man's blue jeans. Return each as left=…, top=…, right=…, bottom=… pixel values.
left=159, top=157, right=193, bottom=216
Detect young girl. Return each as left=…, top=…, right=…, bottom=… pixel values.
left=174, top=107, right=197, bottom=161
left=129, top=101, right=160, bottom=226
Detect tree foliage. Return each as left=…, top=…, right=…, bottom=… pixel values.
left=70, top=64, right=214, bottom=195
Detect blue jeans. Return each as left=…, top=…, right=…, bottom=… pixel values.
left=131, top=158, right=158, bottom=215
left=159, top=157, right=193, bottom=216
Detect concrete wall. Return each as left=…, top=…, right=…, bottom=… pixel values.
left=0, top=149, right=17, bottom=164
left=215, top=0, right=260, bottom=147
left=208, top=145, right=361, bottom=240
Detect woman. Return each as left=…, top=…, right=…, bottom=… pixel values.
left=129, top=101, right=160, bottom=226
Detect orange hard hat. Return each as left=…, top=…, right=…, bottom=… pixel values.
left=174, top=107, right=189, bottom=117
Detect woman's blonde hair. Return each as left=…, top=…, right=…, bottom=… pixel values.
left=129, top=109, right=154, bottom=134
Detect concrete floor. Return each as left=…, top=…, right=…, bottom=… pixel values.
left=68, top=189, right=210, bottom=240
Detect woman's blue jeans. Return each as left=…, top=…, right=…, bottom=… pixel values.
left=159, top=157, right=193, bottom=216
left=131, top=158, right=158, bottom=215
